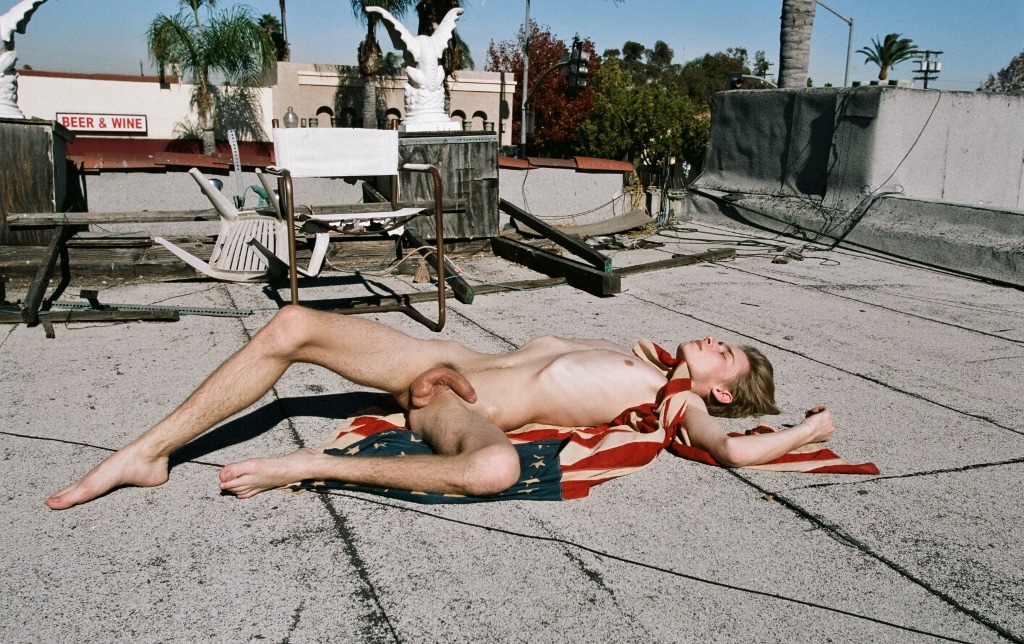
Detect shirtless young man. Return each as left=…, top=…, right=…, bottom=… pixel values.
left=45, top=306, right=835, bottom=510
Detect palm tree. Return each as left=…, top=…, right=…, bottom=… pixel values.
left=777, top=0, right=816, bottom=89
left=279, top=0, right=290, bottom=61
left=259, top=13, right=288, bottom=61
left=857, top=33, right=919, bottom=81
left=148, top=0, right=275, bottom=153
left=350, top=0, right=414, bottom=128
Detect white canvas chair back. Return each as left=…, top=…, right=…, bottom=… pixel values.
left=271, top=128, right=422, bottom=231
left=273, top=128, right=400, bottom=178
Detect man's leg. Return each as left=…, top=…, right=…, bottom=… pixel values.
left=218, top=389, right=521, bottom=498
left=46, top=306, right=474, bottom=510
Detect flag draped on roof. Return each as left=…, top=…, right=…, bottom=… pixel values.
left=289, top=340, right=879, bottom=504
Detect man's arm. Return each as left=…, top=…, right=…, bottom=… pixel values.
left=682, top=394, right=835, bottom=467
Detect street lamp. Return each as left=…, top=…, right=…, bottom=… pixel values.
left=816, top=0, right=854, bottom=87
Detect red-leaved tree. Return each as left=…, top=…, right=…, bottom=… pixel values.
left=486, top=22, right=598, bottom=158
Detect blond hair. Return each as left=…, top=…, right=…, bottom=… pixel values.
left=704, top=345, right=781, bottom=418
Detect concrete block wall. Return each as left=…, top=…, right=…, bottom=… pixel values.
left=691, top=86, right=1024, bottom=286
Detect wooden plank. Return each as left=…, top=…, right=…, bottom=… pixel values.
left=21, top=226, right=73, bottom=325
left=499, top=199, right=612, bottom=272
left=613, top=248, right=736, bottom=275
left=490, top=236, right=620, bottom=297
left=288, top=276, right=565, bottom=311
left=8, top=209, right=219, bottom=226
left=8, top=203, right=397, bottom=227
left=0, top=309, right=179, bottom=325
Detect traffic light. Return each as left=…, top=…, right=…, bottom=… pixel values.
left=566, top=37, right=589, bottom=93
left=726, top=73, right=744, bottom=90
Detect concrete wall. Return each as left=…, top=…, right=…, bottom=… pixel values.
left=691, top=86, right=1024, bottom=286
left=498, top=167, right=635, bottom=229
left=18, top=73, right=202, bottom=139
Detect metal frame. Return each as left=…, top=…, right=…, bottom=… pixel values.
left=268, top=164, right=448, bottom=332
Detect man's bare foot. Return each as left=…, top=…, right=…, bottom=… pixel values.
left=218, top=448, right=323, bottom=499
left=45, top=445, right=170, bottom=510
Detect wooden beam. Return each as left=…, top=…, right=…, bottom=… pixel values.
left=491, top=236, right=620, bottom=297
left=7, top=203, right=403, bottom=227
left=0, top=309, right=180, bottom=325
left=288, top=276, right=566, bottom=311
left=499, top=199, right=612, bottom=272
left=21, top=226, right=73, bottom=326
left=614, top=248, right=736, bottom=276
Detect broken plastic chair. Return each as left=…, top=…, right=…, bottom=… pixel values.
left=153, top=168, right=329, bottom=283
left=263, top=127, right=448, bottom=331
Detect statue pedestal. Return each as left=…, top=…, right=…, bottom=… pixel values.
left=0, top=117, right=75, bottom=245
left=377, top=131, right=499, bottom=240
left=399, top=120, right=461, bottom=133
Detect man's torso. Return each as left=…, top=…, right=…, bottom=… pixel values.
left=442, top=336, right=668, bottom=429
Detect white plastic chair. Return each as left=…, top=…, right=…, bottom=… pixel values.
left=154, top=168, right=329, bottom=283
left=265, top=128, right=448, bottom=331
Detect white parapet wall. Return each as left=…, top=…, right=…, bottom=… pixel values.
left=690, top=86, right=1024, bottom=286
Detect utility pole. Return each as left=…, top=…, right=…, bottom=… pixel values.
left=914, top=50, right=943, bottom=89
left=519, top=0, right=530, bottom=155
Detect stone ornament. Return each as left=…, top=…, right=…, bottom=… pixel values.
left=0, top=0, right=47, bottom=119
left=366, top=6, right=463, bottom=132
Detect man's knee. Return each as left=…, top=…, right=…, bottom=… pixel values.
left=261, top=305, right=320, bottom=355
left=461, top=444, right=520, bottom=497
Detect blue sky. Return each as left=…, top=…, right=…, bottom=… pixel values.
left=12, top=0, right=1023, bottom=91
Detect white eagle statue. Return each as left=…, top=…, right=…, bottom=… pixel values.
left=1, top=0, right=48, bottom=118
left=366, top=6, right=463, bottom=131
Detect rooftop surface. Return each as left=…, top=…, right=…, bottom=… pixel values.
left=2, top=216, right=1022, bottom=643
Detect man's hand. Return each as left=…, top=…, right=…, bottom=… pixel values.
left=409, top=366, right=477, bottom=409
left=798, top=406, right=835, bottom=442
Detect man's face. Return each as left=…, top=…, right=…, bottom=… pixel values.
left=678, top=336, right=750, bottom=398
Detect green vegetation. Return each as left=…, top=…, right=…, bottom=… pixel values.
left=979, top=50, right=1024, bottom=93
left=147, top=0, right=276, bottom=152
left=488, top=26, right=765, bottom=181
left=856, top=33, right=919, bottom=81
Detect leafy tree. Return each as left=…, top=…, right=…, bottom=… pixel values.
left=148, top=0, right=276, bottom=153
left=486, top=22, right=598, bottom=157
left=605, top=40, right=679, bottom=86
left=577, top=58, right=708, bottom=178
left=979, top=50, right=1024, bottom=93
left=258, top=13, right=288, bottom=62
left=778, top=0, right=815, bottom=88
left=857, top=33, right=919, bottom=81
left=676, top=49, right=749, bottom=106
left=350, top=0, right=414, bottom=128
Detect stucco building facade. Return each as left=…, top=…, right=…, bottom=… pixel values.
left=16, top=63, right=516, bottom=146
